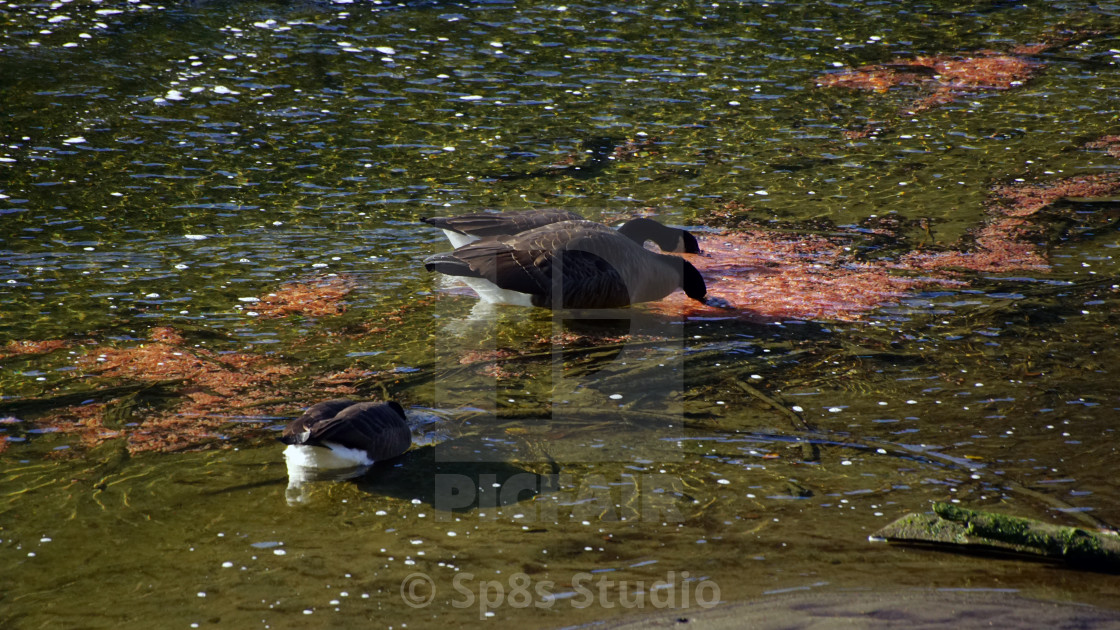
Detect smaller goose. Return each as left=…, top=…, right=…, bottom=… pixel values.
left=423, top=210, right=701, bottom=253
left=281, top=400, right=411, bottom=503
left=423, top=220, right=730, bottom=309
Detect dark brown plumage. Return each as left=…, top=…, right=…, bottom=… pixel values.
left=281, top=400, right=411, bottom=464
left=422, top=209, right=583, bottom=242
left=423, top=220, right=719, bottom=309
left=422, top=210, right=701, bottom=253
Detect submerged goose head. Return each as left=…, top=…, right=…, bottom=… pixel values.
left=424, top=220, right=730, bottom=310
left=281, top=399, right=412, bottom=504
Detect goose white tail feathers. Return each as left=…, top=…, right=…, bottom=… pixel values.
left=423, top=220, right=724, bottom=309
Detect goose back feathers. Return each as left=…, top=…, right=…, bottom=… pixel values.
left=423, top=220, right=709, bottom=309
left=422, top=209, right=583, bottom=248
left=281, top=399, right=411, bottom=466
left=423, top=210, right=701, bottom=253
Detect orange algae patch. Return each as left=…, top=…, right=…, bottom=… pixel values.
left=899, top=218, right=1049, bottom=273
left=817, top=51, right=1043, bottom=123
left=817, top=53, right=1042, bottom=93
left=816, top=64, right=932, bottom=93
left=32, top=327, right=297, bottom=454
left=924, top=54, right=1040, bottom=90
left=460, top=349, right=517, bottom=365
left=39, top=402, right=122, bottom=452
left=649, top=231, right=957, bottom=322
left=1084, top=136, right=1120, bottom=159
left=611, top=136, right=660, bottom=161
left=248, top=275, right=354, bottom=319
left=313, top=366, right=378, bottom=394
left=989, top=172, right=1120, bottom=217
left=541, top=331, right=636, bottom=347
left=0, top=339, right=69, bottom=359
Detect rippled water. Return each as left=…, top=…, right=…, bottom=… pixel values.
left=3, top=1, right=1120, bottom=628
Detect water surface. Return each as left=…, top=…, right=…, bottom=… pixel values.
left=3, top=1, right=1120, bottom=628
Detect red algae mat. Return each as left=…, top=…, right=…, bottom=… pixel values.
left=244, top=275, right=355, bottom=319
left=810, top=36, right=1098, bottom=136
left=668, top=131, right=1120, bottom=322
left=11, top=144, right=1119, bottom=455
left=31, top=327, right=297, bottom=455
left=815, top=49, right=1045, bottom=131
left=2, top=277, right=453, bottom=456
left=989, top=172, right=1120, bottom=217
left=649, top=231, right=962, bottom=322
left=667, top=187, right=1059, bottom=321
left=816, top=52, right=1042, bottom=94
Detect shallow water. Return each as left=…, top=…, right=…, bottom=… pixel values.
left=3, top=1, right=1120, bottom=628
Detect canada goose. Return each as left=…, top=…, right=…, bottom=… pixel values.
left=281, top=399, right=412, bottom=504
left=423, top=220, right=730, bottom=309
left=422, top=210, right=701, bottom=253
left=281, top=399, right=411, bottom=468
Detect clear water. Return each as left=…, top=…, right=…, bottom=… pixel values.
left=2, top=1, right=1120, bottom=628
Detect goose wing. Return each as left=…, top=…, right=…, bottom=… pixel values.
left=422, top=209, right=583, bottom=237
left=282, top=401, right=411, bottom=461
left=281, top=399, right=357, bottom=442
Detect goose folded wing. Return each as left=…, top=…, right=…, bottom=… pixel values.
left=281, top=399, right=356, bottom=443
left=433, top=239, right=555, bottom=295
left=305, top=403, right=411, bottom=461
left=422, top=209, right=582, bottom=237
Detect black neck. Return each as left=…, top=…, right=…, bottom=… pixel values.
left=618, top=218, right=679, bottom=251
